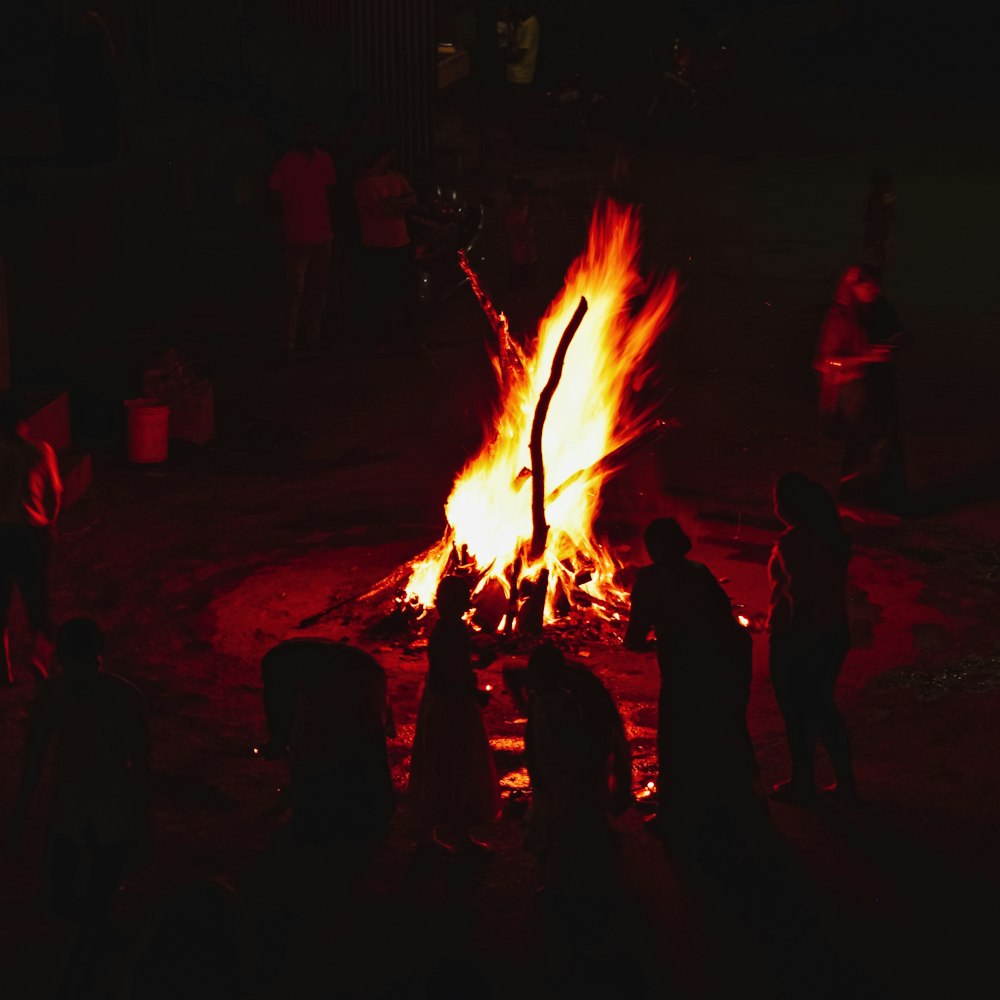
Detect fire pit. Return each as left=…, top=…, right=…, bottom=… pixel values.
left=405, top=200, right=677, bottom=635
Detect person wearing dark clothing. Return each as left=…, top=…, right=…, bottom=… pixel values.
left=6, top=618, right=150, bottom=997
left=260, top=639, right=395, bottom=844
left=408, top=576, right=499, bottom=853
left=625, top=518, right=758, bottom=825
left=508, top=643, right=631, bottom=894
left=815, top=264, right=907, bottom=517
left=0, top=395, right=63, bottom=686
left=768, top=473, right=858, bottom=804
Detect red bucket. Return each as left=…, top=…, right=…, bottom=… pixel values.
left=124, top=398, right=169, bottom=464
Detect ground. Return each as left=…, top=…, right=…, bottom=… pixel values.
left=2, top=65, right=1000, bottom=999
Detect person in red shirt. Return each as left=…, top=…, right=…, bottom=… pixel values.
left=0, top=394, right=63, bottom=686
left=353, top=137, right=419, bottom=346
left=268, top=121, right=337, bottom=354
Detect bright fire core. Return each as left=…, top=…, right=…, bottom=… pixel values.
left=407, top=201, right=677, bottom=622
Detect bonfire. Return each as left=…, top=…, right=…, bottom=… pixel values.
left=403, top=200, right=678, bottom=634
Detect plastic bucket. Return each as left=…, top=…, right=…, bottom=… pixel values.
left=124, top=398, right=169, bottom=464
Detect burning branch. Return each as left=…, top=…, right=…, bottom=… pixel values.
left=529, top=296, right=589, bottom=561
left=458, top=250, right=515, bottom=380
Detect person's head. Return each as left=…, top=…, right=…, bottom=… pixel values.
left=365, top=135, right=395, bottom=172
left=56, top=617, right=104, bottom=690
left=293, top=119, right=319, bottom=154
left=870, top=166, right=893, bottom=193
left=435, top=575, right=471, bottom=620
left=526, top=641, right=566, bottom=692
left=773, top=471, right=813, bottom=527
left=513, top=1, right=535, bottom=20
left=643, top=517, right=692, bottom=564
left=835, top=264, right=881, bottom=306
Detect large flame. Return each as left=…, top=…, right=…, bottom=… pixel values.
left=407, top=200, right=677, bottom=622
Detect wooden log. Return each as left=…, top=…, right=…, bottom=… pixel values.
left=528, top=296, right=589, bottom=561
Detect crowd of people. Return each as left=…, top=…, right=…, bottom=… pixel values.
left=2, top=470, right=862, bottom=994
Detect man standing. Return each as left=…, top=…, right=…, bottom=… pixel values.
left=268, top=121, right=336, bottom=355
left=506, top=1, right=541, bottom=88
left=0, top=394, right=62, bottom=686
left=353, top=137, right=419, bottom=347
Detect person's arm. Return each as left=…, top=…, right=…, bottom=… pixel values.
left=5, top=685, right=56, bottom=857
left=40, top=442, right=63, bottom=527
left=624, top=572, right=655, bottom=651
left=382, top=173, right=417, bottom=216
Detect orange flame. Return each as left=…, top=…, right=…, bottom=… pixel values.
left=407, top=201, right=677, bottom=621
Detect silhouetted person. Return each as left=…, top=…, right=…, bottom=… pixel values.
left=353, top=136, right=420, bottom=347
left=512, top=643, right=631, bottom=895
left=815, top=264, right=907, bottom=518
left=0, top=394, right=63, bottom=685
left=268, top=120, right=337, bottom=354
left=6, top=618, right=150, bottom=997
left=768, top=473, right=858, bottom=804
left=862, top=166, right=895, bottom=275
left=625, top=518, right=758, bottom=829
left=259, top=639, right=395, bottom=845
left=409, top=576, right=499, bottom=853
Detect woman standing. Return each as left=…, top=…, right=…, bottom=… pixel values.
left=409, top=576, right=499, bottom=852
left=815, top=264, right=907, bottom=518
left=768, top=473, right=858, bottom=804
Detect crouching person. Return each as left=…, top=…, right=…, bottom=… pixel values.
left=516, top=643, right=632, bottom=898
left=260, top=639, right=395, bottom=845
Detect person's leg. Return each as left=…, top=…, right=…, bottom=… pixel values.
left=282, top=246, right=310, bottom=352
left=813, top=630, right=857, bottom=795
left=301, top=241, right=332, bottom=347
left=769, top=636, right=816, bottom=797
left=19, top=527, right=53, bottom=681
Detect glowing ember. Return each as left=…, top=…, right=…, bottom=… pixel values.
left=407, top=201, right=677, bottom=625
left=737, top=614, right=750, bottom=627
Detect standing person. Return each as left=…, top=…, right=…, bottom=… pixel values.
left=862, top=166, right=896, bottom=276
left=815, top=263, right=907, bottom=518
left=767, top=473, right=858, bottom=805
left=353, top=137, right=420, bottom=348
left=258, top=639, right=395, bottom=844
left=268, top=120, right=337, bottom=355
left=0, top=394, right=62, bottom=686
left=506, top=1, right=541, bottom=88
left=503, top=2, right=540, bottom=147
left=408, top=576, right=499, bottom=853
left=624, top=518, right=759, bottom=831
left=511, top=644, right=631, bottom=896
left=5, top=618, right=150, bottom=997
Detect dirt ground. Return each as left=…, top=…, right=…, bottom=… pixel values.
left=2, top=72, right=1000, bottom=998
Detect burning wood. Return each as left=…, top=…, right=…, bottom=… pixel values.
left=403, top=200, right=677, bottom=632
left=529, top=297, right=589, bottom=561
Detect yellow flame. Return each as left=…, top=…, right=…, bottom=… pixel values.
left=408, top=201, right=676, bottom=619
